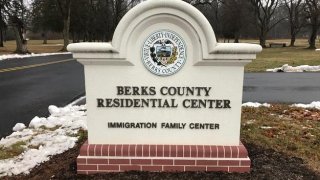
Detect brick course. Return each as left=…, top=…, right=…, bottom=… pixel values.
left=77, top=141, right=250, bottom=174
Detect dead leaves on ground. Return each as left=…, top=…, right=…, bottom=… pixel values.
left=241, top=104, right=320, bottom=172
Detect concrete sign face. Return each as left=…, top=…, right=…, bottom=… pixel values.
left=68, top=0, right=262, bottom=174
left=142, top=30, right=187, bottom=76
left=68, top=0, right=261, bottom=146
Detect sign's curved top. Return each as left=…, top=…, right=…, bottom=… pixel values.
left=112, top=0, right=217, bottom=58
left=67, top=0, right=262, bottom=66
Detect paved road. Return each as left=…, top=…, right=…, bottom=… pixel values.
left=0, top=54, right=319, bottom=138
left=243, top=73, right=320, bottom=104
left=0, top=54, right=85, bottom=138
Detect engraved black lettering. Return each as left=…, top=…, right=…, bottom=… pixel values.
left=97, top=98, right=105, bottom=107
left=117, top=86, right=124, bottom=95
left=132, top=86, right=140, bottom=95
left=183, top=99, right=190, bottom=108
left=224, top=100, right=231, bottom=108
left=149, top=87, right=156, bottom=95
left=204, top=87, right=211, bottom=96
left=215, top=100, right=223, bottom=108
left=105, top=99, right=113, bottom=107
left=124, top=86, right=131, bottom=95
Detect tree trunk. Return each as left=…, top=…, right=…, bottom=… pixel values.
left=234, top=31, right=240, bottom=43
left=258, top=26, right=268, bottom=48
left=259, top=35, right=267, bottom=48
left=0, top=29, right=3, bottom=47
left=88, top=33, right=92, bottom=42
left=289, top=25, right=296, bottom=47
left=76, top=33, right=80, bottom=43
left=0, top=8, right=3, bottom=47
left=308, top=25, right=318, bottom=49
left=13, top=26, right=29, bottom=54
left=57, top=0, right=72, bottom=51
left=61, top=16, right=70, bottom=51
left=72, top=32, right=75, bottom=43
left=42, top=32, right=47, bottom=44
left=290, top=36, right=296, bottom=47
left=83, top=34, right=86, bottom=42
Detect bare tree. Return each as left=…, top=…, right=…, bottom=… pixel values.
left=220, top=0, right=252, bottom=43
left=0, top=1, right=7, bottom=47
left=185, top=0, right=222, bottom=39
left=110, top=0, right=141, bottom=31
left=283, top=0, right=306, bottom=46
left=31, top=0, right=64, bottom=45
left=249, top=0, right=284, bottom=47
left=3, top=0, right=29, bottom=54
left=184, top=0, right=215, bottom=6
left=305, top=0, right=320, bottom=49
left=67, top=0, right=142, bottom=43
left=56, top=0, right=72, bottom=51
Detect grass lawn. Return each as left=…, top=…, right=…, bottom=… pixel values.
left=0, top=40, right=64, bottom=55
left=242, top=39, right=320, bottom=72
left=1, top=105, right=319, bottom=178
left=242, top=105, right=320, bottom=172
left=0, top=39, right=319, bottom=72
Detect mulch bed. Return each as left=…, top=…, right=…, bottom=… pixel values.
left=4, top=139, right=319, bottom=180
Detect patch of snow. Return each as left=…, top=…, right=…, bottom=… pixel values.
left=0, top=104, right=87, bottom=177
left=245, top=120, right=256, bottom=125
left=67, top=96, right=86, bottom=107
left=266, top=64, right=320, bottom=72
left=28, top=116, right=48, bottom=129
left=242, top=102, right=271, bottom=108
left=41, top=44, right=63, bottom=46
left=260, top=126, right=273, bottom=129
left=48, top=105, right=60, bottom=115
left=12, top=123, right=26, bottom=132
left=316, top=49, right=320, bottom=51
left=0, top=52, right=71, bottom=61
left=2, top=96, right=318, bottom=177
left=292, top=101, right=320, bottom=109
left=0, top=129, right=34, bottom=148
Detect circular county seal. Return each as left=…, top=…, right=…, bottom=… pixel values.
left=142, top=30, right=186, bottom=76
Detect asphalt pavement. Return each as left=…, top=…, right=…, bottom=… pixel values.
left=0, top=54, right=319, bottom=138
left=243, top=73, right=320, bottom=104
left=0, top=54, right=85, bottom=138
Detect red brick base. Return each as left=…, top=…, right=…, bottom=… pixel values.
left=77, top=141, right=250, bottom=174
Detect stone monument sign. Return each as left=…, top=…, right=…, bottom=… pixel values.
left=68, top=0, right=262, bottom=174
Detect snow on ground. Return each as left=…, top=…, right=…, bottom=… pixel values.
left=41, top=44, right=63, bottom=47
left=266, top=64, right=320, bottom=72
left=0, top=52, right=71, bottom=61
left=242, top=102, right=271, bottom=108
left=292, top=101, right=320, bottom=109
left=12, top=123, right=26, bottom=132
left=0, top=102, right=86, bottom=177
left=68, top=96, right=86, bottom=107
left=0, top=99, right=319, bottom=177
